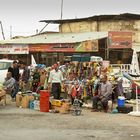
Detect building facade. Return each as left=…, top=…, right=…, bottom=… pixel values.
left=41, top=13, right=140, bottom=64
left=1, top=13, right=140, bottom=66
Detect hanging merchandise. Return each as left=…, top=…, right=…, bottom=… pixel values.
left=83, top=86, right=87, bottom=98
left=62, top=59, right=110, bottom=104
left=71, top=85, right=77, bottom=98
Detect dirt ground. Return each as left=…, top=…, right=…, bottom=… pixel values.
left=0, top=98, right=140, bottom=140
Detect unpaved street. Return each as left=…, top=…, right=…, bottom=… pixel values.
left=0, top=102, right=140, bottom=140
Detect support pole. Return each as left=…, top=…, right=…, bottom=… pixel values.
left=0, top=21, right=5, bottom=40
left=61, top=0, right=63, bottom=19
left=136, top=85, right=139, bottom=112
left=39, top=23, right=49, bottom=34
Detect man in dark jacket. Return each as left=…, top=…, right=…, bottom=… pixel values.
left=8, top=60, right=20, bottom=100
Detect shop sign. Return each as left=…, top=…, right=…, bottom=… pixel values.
left=29, top=41, right=98, bottom=52
left=77, top=40, right=98, bottom=52
left=29, top=44, right=74, bottom=52
left=108, top=31, right=132, bottom=48
left=0, top=44, right=29, bottom=54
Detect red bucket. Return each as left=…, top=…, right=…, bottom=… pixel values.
left=40, top=90, right=50, bottom=112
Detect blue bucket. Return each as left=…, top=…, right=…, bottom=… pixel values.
left=29, top=100, right=34, bottom=109
left=118, top=96, right=125, bottom=107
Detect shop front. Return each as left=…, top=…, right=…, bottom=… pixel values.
left=29, top=40, right=104, bottom=66
left=0, top=32, right=108, bottom=66
left=0, top=44, right=29, bottom=63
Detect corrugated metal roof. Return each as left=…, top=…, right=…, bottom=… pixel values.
left=0, top=32, right=108, bottom=44
left=40, top=13, right=140, bottom=24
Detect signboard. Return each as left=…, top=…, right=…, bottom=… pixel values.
left=0, top=44, right=29, bottom=54
left=29, top=41, right=98, bottom=52
left=76, top=40, right=98, bottom=52
left=29, top=44, right=74, bottom=52
left=108, top=31, right=132, bottom=49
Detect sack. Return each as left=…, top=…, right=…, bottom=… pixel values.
left=21, top=95, right=30, bottom=108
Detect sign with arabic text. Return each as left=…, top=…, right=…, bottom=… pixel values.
left=0, top=44, right=29, bottom=54
left=108, top=31, right=132, bottom=48
left=29, top=41, right=98, bottom=52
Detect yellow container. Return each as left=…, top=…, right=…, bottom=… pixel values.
left=51, top=99, right=62, bottom=107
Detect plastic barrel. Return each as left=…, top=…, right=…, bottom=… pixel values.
left=118, top=96, right=125, bottom=107
left=40, top=90, right=50, bottom=112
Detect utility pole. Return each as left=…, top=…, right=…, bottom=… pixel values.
left=0, top=21, right=5, bottom=40
left=10, top=26, right=12, bottom=38
left=61, top=0, right=63, bottom=19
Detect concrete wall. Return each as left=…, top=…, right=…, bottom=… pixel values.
left=60, top=21, right=97, bottom=33
left=59, top=20, right=140, bottom=43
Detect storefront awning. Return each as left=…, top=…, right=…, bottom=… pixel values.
left=0, top=32, right=108, bottom=44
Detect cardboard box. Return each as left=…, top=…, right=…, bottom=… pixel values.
left=117, top=105, right=133, bottom=113
left=53, top=102, right=71, bottom=114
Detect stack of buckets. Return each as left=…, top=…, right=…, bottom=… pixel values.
left=118, top=96, right=125, bottom=107
left=40, top=90, right=50, bottom=112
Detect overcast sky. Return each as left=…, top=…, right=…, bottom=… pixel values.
left=0, top=0, right=140, bottom=39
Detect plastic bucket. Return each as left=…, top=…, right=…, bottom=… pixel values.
left=40, top=90, right=50, bottom=112
left=118, top=96, right=125, bottom=107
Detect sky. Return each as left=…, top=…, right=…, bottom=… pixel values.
left=0, top=0, right=140, bottom=39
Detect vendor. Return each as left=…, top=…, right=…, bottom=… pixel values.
left=3, top=72, right=15, bottom=95
left=92, top=75, right=112, bottom=112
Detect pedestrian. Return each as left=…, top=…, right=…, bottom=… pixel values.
left=48, top=63, right=64, bottom=99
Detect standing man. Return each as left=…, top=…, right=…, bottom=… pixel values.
left=8, top=60, right=20, bottom=100
left=20, top=61, right=30, bottom=91
left=48, top=63, right=64, bottom=99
